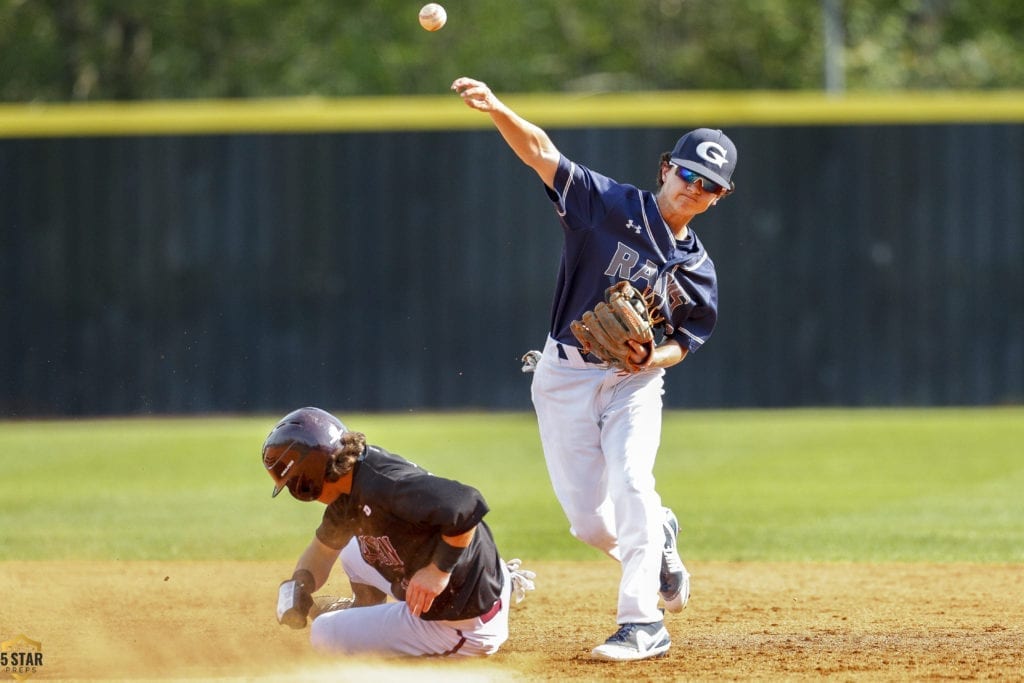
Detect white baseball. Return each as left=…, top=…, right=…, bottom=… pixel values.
left=418, top=3, right=447, bottom=31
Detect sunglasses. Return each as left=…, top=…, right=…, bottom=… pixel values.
left=675, top=166, right=729, bottom=195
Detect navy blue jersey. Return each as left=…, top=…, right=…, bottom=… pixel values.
left=544, top=155, right=719, bottom=354
left=316, top=445, right=504, bottom=621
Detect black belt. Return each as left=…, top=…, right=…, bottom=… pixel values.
left=556, top=343, right=602, bottom=364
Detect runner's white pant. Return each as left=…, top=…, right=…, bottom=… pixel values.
left=531, top=336, right=666, bottom=624
left=310, top=538, right=511, bottom=657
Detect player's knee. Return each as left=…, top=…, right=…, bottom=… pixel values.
left=309, top=611, right=362, bottom=655
left=570, top=518, right=616, bottom=552
left=309, top=613, right=336, bottom=653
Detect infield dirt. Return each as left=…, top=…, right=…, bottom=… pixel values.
left=2, top=560, right=1021, bottom=681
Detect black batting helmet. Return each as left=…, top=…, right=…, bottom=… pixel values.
left=262, top=407, right=347, bottom=501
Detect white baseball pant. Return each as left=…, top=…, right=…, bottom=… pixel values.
left=531, top=336, right=667, bottom=624
left=310, top=538, right=511, bottom=657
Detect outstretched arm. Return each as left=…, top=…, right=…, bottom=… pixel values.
left=452, top=76, right=560, bottom=189
left=275, top=536, right=342, bottom=629
left=295, top=535, right=342, bottom=590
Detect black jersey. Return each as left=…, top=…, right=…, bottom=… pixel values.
left=315, top=445, right=504, bottom=621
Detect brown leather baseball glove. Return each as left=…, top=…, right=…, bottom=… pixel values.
left=569, top=281, right=663, bottom=373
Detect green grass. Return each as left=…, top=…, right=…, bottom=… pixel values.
left=1, top=408, right=1021, bottom=563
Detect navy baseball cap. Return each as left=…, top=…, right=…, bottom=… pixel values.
left=669, top=128, right=737, bottom=192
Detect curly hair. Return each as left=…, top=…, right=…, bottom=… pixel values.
left=325, top=431, right=367, bottom=482
left=656, top=151, right=672, bottom=189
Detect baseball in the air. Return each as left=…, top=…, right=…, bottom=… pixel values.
left=418, top=3, right=447, bottom=31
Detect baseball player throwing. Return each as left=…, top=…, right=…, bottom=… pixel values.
left=264, top=406, right=534, bottom=657
left=452, top=76, right=737, bottom=661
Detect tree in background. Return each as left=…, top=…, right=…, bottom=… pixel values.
left=1, top=0, right=1022, bottom=102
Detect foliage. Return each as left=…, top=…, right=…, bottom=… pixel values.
left=845, top=0, right=1024, bottom=89
left=1, top=409, right=1021, bottom=562
left=1, top=0, right=1023, bottom=102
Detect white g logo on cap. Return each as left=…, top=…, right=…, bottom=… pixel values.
left=696, top=141, right=729, bottom=168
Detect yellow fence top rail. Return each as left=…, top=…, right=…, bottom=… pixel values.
left=2, top=90, right=1024, bottom=137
